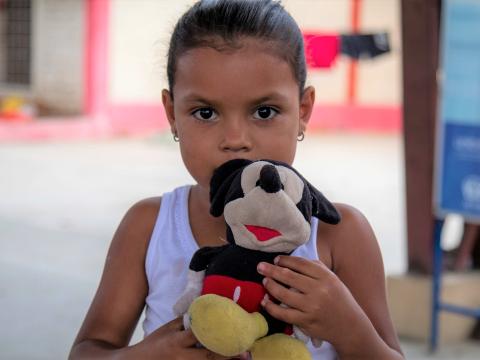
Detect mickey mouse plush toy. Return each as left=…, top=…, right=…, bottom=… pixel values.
left=174, top=159, right=341, bottom=359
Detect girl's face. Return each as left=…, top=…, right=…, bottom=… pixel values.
left=163, top=39, right=315, bottom=189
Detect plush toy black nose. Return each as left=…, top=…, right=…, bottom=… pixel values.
left=258, top=165, right=282, bottom=193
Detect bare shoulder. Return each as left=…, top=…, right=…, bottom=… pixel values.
left=125, top=196, right=162, bottom=224
left=117, top=196, right=162, bottom=246
left=318, top=203, right=373, bottom=240
left=107, top=196, right=162, bottom=263
left=317, top=203, right=378, bottom=271
left=71, top=197, right=161, bottom=350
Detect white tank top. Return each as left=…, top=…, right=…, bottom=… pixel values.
left=143, top=185, right=337, bottom=359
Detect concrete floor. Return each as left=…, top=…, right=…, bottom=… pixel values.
left=0, top=132, right=478, bottom=359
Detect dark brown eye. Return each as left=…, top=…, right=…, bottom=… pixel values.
left=253, top=106, right=278, bottom=120
left=193, top=108, right=217, bottom=121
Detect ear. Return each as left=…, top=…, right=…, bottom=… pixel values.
left=162, top=89, right=176, bottom=134
left=307, top=181, right=341, bottom=224
left=210, top=159, right=252, bottom=217
left=299, top=86, right=315, bottom=134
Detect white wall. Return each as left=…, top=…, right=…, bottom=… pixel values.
left=109, top=0, right=194, bottom=103
left=31, top=0, right=84, bottom=114
left=109, top=0, right=401, bottom=106
left=357, top=0, right=402, bottom=105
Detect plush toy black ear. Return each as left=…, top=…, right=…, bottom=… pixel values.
left=306, top=181, right=341, bottom=224
left=259, top=159, right=341, bottom=224
left=210, top=159, right=252, bottom=217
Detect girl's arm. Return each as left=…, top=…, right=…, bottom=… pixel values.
left=69, top=198, right=229, bottom=360
left=325, top=203, right=403, bottom=359
left=69, top=198, right=157, bottom=359
left=257, top=203, right=404, bottom=359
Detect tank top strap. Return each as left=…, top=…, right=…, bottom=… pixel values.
left=145, top=185, right=196, bottom=281
left=172, top=185, right=198, bottom=253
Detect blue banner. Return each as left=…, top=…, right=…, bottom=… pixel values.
left=435, top=0, right=480, bottom=220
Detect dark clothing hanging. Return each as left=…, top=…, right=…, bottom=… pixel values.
left=340, top=33, right=390, bottom=59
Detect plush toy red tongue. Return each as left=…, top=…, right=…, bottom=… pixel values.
left=245, top=224, right=281, bottom=241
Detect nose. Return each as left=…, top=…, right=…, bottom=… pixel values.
left=220, top=117, right=252, bottom=153
left=258, top=165, right=282, bottom=193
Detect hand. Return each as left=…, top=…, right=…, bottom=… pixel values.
left=257, top=256, right=373, bottom=351
left=131, top=317, right=245, bottom=359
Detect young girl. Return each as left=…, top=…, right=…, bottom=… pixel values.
left=70, top=1, right=404, bottom=359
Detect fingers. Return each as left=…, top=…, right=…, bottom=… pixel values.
left=176, top=328, right=199, bottom=347
left=158, top=317, right=197, bottom=348
left=257, top=257, right=333, bottom=321
left=261, top=296, right=305, bottom=324
left=192, top=349, right=224, bottom=359
left=275, top=255, right=332, bottom=279
left=150, top=317, right=184, bottom=337
left=148, top=317, right=239, bottom=359
left=257, top=260, right=314, bottom=294
left=182, top=348, right=232, bottom=359
left=262, top=277, right=305, bottom=310
left=177, top=327, right=243, bottom=359
left=167, top=317, right=185, bottom=331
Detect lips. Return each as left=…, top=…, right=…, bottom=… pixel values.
left=245, top=224, right=281, bottom=242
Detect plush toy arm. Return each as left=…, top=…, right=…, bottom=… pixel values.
left=173, top=269, right=205, bottom=316
left=292, top=325, right=309, bottom=343
left=293, top=325, right=323, bottom=348
left=173, top=245, right=229, bottom=316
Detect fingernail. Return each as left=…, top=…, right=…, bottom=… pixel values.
left=257, top=262, right=265, bottom=273
left=262, top=277, right=267, bottom=286
left=261, top=293, right=269, bottom=306
left=274, top=256, right=280, bottom=264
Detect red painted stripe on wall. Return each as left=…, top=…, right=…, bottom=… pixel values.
left=108, top=104, right=167, bottom=134
left=309, top=104, right=402, bottom=133
left=347, top=0, right=362, bottom=104
left=84, top=0, right=109, bottom=123
left=0, top=104, right=401, bottom=141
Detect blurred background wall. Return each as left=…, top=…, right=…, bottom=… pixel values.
left=0, top=0, right=401, bottom=134
left=31, top=0, right=84, bottom=115
left=108, top=0, right=401, bottom=106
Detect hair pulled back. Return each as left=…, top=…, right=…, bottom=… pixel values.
left=167, top=0, right=306, bottom=96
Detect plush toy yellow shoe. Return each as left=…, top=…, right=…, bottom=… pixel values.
left=187, top=294, right=312, bottom=359
left=250, top=333, right=312, bottom=360
left=188, top=294, right=268, bottom=357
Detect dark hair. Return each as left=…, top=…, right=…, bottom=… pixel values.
left=167, top=0, right=306, bottom=97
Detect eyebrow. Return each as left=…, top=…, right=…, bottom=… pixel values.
left=180, top=92, right=290, bottom=106
left=252, top=93, right=290, bottom=104
left=181, top=94, right=215, bottom=104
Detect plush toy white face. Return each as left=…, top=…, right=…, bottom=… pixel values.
left=223, top=161, right=311, bottom=252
